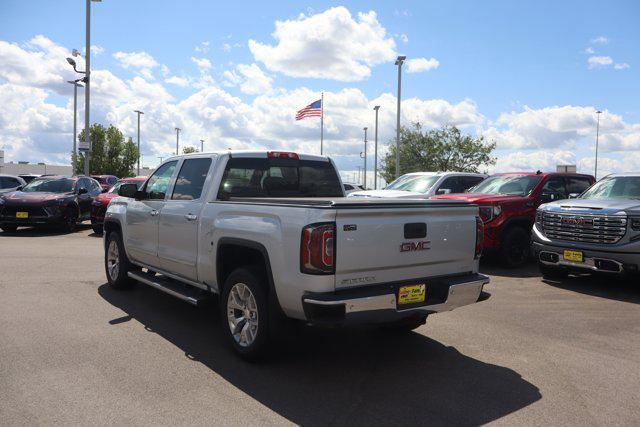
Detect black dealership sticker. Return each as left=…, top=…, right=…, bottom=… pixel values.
left=343, top=224, right=357, bottom=231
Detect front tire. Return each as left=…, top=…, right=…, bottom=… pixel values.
left=105, top=231, right=135, bottom=289
left=501, top=226, right=530, bottom=268
left=61, top=207, right=78, bottom=233
left=91, top=222, right=103, bottom=235
left=221, top=268, right=271, bottom=360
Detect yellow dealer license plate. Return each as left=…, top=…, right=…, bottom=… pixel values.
left=563, top=250, right=583, bottom=263
left=16, top=212, right=28, bottom=219
left=398, top=284, right=426, bottom=305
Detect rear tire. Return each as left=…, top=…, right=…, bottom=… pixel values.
left=538, top=262, right=569, bottom=280
left=105, top=231, right=135, bottom=289
left=501, top=226, right=530, bottom=268
left=91, top=223, right=103, bottom=235
left=1, top=225, right=18, bottom=233
left=221, top=268, right=271, bottom=361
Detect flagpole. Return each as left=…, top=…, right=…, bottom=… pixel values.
left=320, top=92, right=324, bottom=155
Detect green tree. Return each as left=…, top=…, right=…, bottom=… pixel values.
left=74, top=123, right=140, bottom=177
left=182, top=146, right=198, bottom=154
left=380, top=124, right=496, bottom=183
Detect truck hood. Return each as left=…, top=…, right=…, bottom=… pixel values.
left=348, top=189, right=427, bottom=198
left=540, top=198, right=640, bottom=213
left=433, top=193, right=523, bottom=204
left=1, top=191, right=74, bottom=206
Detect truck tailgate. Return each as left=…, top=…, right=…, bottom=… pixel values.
left=333, top=200, right=478, bottom=289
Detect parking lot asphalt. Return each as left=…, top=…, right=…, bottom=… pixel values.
left=1, top=227, right=639, bottom=426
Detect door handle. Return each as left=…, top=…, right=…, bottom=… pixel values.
left=185, top=214, right=198, bottom=221
left=150, top=210, right=159, bottom=216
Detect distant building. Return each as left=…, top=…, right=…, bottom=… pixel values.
left=557, top=165, right=577, bottom=173
left=0, top=150, right=154, bottom=177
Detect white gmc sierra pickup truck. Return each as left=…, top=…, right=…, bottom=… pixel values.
left=103, top=151, right=490, bottom=359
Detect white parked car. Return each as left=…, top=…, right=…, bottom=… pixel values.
left=348, top=172, right=487, bottom=199
left=0, top=174, right=27, bottom=194
left=343, top=182, right=365, bottom=195
left=103, top=151, right=490, bottom=359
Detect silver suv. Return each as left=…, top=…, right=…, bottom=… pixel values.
left=532, top=173, right=640, bottom=278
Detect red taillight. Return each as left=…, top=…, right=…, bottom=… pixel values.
left=268, top=151, right=299, bottom=159
left=475, top=216, right=484, bottom=259
left=301, top=222, right=335, bottom=274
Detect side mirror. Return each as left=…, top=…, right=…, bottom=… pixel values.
left=540, top=192, right=556, bottom=203
left=437, top=188, right=452, bottom=195
left=568, top=193, right=580, bottom=199
left=78, top=188, right=88, bottom=195
left=117, top=183, right=139, bottom=198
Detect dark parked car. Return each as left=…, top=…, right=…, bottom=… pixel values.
left=0, top=174, right=26, bottom=194
left=0, top=175, right=103, bottom=233
left=91, top=175, right=119, bottom=191
left=90, top=176, right=146, bottom=234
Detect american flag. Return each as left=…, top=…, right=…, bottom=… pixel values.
left=295, top=99, right=322, bottom=120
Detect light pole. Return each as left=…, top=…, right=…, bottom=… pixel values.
left=594, top=110, right=602, bottom=180
left=395, top=55, right=406, bottom=179
left=81, top=0, right=101, bottom=175
left=158, top=156, right=164, bottom=164
left=200, top=139, right=204, bottom=153
left=175, top=128, right=181, bottom=155
left=373, top=105, right=380, bottom=189
left=67, top=78, right=84, bottom=172
left=134, top=110, right=144, bottom=175
left=361, top=127, right=368, bottom=189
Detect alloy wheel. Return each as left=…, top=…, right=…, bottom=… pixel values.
left=226, top=282, right=259, bottom=347
left=107, top=239, right=120, bottom=281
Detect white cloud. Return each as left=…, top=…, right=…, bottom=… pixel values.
left=406, top=57, right=439, bottom=73
left=222, top=70, right=242, bottom=87
left=614, top=62, right=630, bottom=70
left=489, top=150, right=577, bottom=174
left=191, top=56, right=212, bottom=70
left=590, top=36, right=609, bottom=45
left=483, top=106, right=640, bottom=154
left=584, top=46, right=595, bottom=54
left=588, top=55, right=613, bottom=69
left=164, top=75, right=189, bottom=87
left=113, top=51, right=158, bottom=69
left=194, top=41, right=210, bottom=54
left=248, top=6, right=397, bottom=81
left=236, top=63, right=273, bottom=95
left=400, top=34, right=409, bottom=43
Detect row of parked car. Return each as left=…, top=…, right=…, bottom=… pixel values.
left=0, top=174, right=145, bottom=233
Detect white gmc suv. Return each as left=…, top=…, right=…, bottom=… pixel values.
left=103, top=151, right=490, bottom=359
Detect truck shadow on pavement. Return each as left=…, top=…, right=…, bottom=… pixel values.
left=542, top=274, right=640, bottom=305
left=479, top=258, right=540, bottom=278
left=99, top=283, right=541, bottom=425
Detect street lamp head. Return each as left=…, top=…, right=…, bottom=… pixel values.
left=596, top=110, right=602, bottom=114
left=373, top=105, right=380, bottom=111
left=66, top=57, right=77, bottom=67
left=364, top=127, right=368, bottom=131
left=395, top=55, right=406, bottom=65
left=134, top=110, right=144, bottom=115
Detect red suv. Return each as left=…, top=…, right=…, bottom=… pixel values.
left=434, top=172, right=595, bottom=267
left=90, top=177, right=146, bottom=234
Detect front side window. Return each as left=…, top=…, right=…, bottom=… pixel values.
left=109, top=180, right=144, bottom=194
left=172, top=158, right=212, bottom=200
left=22, top=178, right=75, bottom=193
left=144, top=161, right=178, bottom=200
left=470, top=175, right=541, bottom=196
left=541, top=177, right=567, bottom=199
left=218, top=157, right=342, bottom=199
left=0, top=177, right=20, bottom=188
left=580, top=177, right=640, bottom=199
left=385, top=175, right=440, bottom=193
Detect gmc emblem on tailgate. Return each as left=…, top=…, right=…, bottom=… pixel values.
left=400, top=241, right=431, bottom=252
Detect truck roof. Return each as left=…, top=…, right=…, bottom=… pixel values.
left=491, top=171, right=594, bottom=178
left=164, top=150, right=329, bottom=162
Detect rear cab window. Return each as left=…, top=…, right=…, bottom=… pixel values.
left=217, top=157, right=343, bottom=199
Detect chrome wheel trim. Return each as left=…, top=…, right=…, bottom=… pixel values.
left=107, top=239, right=120, bottom=281
left=226, top=282, right=259, bottom=347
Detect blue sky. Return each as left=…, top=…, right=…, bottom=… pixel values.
left=1, top=0, right=639, bottom=182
